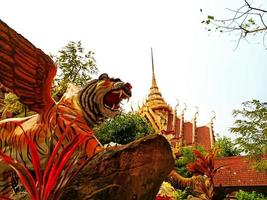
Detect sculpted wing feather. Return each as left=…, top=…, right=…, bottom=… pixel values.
left=0, top=19, right=57, bottom=113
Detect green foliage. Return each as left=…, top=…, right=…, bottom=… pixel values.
left=236, top=190, right=266, bottom=200
left=2, top=93, right=23, bottom=116
left=207, top=15, right=214, bottom=20
left=175, top=189, right=188, bottom=200
left=52, top=41, right=98, bottom=99
left=1, top=93, right=27, bottom=118
left=201, top=16, right=214, bottom=25
left=215, top=134, right=241, bottom=157
left=1, top=93, right=35, bottom=118
left=174, top=146, right=206, bottom=178
left=250, top=159, right=267, bottom=173
left=230, top=99, right=267, bottom=171
left=94, top=112, right=154, bottom=145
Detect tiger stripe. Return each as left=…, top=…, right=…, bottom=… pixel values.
left=0, top=20, right=132, bottom=198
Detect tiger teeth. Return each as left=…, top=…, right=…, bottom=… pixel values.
left=112, top=104, right=117, bottom=110
left=119, top=90, right=123, bottom=98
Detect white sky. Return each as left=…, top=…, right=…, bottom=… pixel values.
left=1, top=0, right=267, bottom=137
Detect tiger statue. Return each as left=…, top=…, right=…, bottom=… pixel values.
left=0, top=19, right=132, bottom=196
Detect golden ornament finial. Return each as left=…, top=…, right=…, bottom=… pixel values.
left=182, top=103, right=187, bottom=115
left=194, top=106, right=199, bottom=118
left=211, top=110, right=216, bottom=124
left=175, top=99, right=179, bottom=111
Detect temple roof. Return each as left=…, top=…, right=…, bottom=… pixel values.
left=214, top=156, right=267, bottom=187
left=142, top=48, right=172, bottom=111
left=139, top=49, right=215, bottom=150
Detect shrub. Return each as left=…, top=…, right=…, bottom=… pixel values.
left=235, top=190, right=266, bottom=200
left=94, top=112, right=154, bottom=145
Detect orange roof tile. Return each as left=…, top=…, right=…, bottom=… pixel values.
left=214, top=156, right=267, bottom=187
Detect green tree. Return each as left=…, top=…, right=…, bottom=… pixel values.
left=215, top=134, right=241, bottom=157
left=52, top=41, right=98, bottom=100
left=94, top=113, right=154, bottom=145
left=230, top=99, right=267, bottom=172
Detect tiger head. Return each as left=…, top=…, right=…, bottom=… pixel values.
left=79, top=73, right=132, bottom=126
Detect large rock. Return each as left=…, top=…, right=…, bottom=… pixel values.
left=62, top=134, right=174, bottom=200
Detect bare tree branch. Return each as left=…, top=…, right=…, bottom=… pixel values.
left=245, top=0, right=267, bottom=13
left=259, top=13, right=267, bottom=28
left=203, top=0, right=267, bottom=48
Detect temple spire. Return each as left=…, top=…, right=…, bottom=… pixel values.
left=147, top=48, right=167, bottom=105
left=148, top=48, right=161, bottom=100
left=151, top=48, right=157, bottom=88
left=138, top=48, right=174, bottom=133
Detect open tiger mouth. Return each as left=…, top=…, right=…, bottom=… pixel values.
left=104, top=89, right=131, bottom=111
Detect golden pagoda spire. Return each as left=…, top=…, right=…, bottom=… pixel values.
left=147, top=48, right=165, bottom=102
left=151, top=48, right=157, bottom=88
left=138, top=48, right=173, bottom=133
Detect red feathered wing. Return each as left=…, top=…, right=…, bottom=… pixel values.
left=0, top=19, right=57, bottom=113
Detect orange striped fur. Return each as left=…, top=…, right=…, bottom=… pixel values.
left=0, top=19, right=132, bottom=197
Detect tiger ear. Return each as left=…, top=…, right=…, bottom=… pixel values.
left=98, top=73, right=109, bottom=80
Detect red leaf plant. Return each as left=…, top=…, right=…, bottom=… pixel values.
left=186, top=148, right=223, bottom=182
left=184, top=148, right=224, bottom=199
left=0, top=127, right=90, bottom=200
left=167, top=148, right=225, bottom=200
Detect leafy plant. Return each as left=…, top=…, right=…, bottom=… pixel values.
left=0, top=129, right=88, bottom=200
left=94, top=112, right=154, bottom=145
left=236, top=190, right=266, bottom=200
left=187, top=148, right=222, bottom=181
left=175, top=189, right=188, bottom=200
left=174, top=145, right=206, bottom=178
left=215, top=134, right=241, bottom=157
left=1, top=93, right=24, bottom=118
